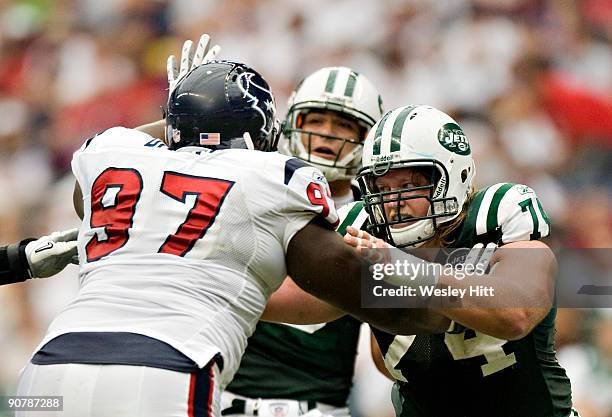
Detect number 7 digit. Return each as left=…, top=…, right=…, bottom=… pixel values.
left=158, top=172, right=234, bottom=256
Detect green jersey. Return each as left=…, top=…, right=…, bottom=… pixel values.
left=226, top=319, right=361, bottom=406
left=346, top=183, right=572, bottom=417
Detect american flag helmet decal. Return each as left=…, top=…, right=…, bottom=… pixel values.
left=200, top=132, right=221, bottom=145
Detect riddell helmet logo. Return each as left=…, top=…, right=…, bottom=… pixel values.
left=437, top=123, right=470, bottom=155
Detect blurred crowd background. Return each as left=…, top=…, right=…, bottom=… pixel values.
left=0, top=0, right=610, bottom=416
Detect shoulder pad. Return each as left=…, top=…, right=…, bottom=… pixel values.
left=465, top=183, right=551, bottom=243
left=336, top=201, right=368, bottom=236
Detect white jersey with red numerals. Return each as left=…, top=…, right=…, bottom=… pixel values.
left=36, top=127, right=338, bottom=386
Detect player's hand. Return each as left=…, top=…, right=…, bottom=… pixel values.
left=463, top=242, right=498, bottom=276
left=343, top=226, right=391, bottom=263
left=25, top=228, right=79, bottom=278
left=167, top=34, right=221, bottom=97
left=344, top=226, right=439, bottom=288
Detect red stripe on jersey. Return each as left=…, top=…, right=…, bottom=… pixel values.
left=207, top=365, right=215, bottom=417
left=187, top=373, right=196, bottom=417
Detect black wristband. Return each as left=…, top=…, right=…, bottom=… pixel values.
left=0, top=238, right=35, bottom=285
left=19, top=238, right=36, bottom=277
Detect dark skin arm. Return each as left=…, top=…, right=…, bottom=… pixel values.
left=73, top=181, right=84, bottom=220
left=287, top=217, right=450, bottom=335
left=370, top=331, right=394, bottom=380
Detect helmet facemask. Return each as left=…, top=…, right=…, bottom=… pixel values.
left=284, top=109, right=366, bottom=182
left=357, top=160, right=461, bottom=248
left=280, top=67, right=384, bottom=182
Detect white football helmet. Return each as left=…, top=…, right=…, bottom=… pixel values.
left=281, top=66, right=384, bottom=182
left=357, top=105, right=475, bottom=247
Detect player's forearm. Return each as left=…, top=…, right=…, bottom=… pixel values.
left=435, top=306, right=548, bottom=340
left=289, top=220, right=449, bottom=335
left=297, top=249, right=448, bottom=334
left=433, top=267, right=551, bottom=339
left=0, top=240, right=35, bottom=285
left=432, top=246, right=555, bottom=340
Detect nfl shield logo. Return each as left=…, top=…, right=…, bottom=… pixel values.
left=200, top=132, right=221, bottom=145
left=268, top=403, right=289, bottom=417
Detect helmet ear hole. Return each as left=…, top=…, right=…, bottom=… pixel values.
left=295, top=113, right=304, bottom=129
left=461, top=169, right=468, bottom=183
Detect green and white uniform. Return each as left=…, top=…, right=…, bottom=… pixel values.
left=339, top=183, right=573, bottom=417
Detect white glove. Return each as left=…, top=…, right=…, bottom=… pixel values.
left=167, top=33, right=221, bottom=96
left=25, top=228, right=79, bottom=278
left=463, top=242, right=497, bottom=275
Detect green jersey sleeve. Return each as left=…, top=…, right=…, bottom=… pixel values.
left=467, top=182, right=551, bottom=244
left=335, top=201, right=368, bottom=236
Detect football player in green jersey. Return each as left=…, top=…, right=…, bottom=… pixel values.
left=337, top=104, right=577, bottom=417
left=223, top=67, right=385, bottom=417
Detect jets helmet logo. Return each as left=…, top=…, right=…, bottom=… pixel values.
left=237, top=71, right=277, bottom=136
left=437, top=122, right=470, bottom=155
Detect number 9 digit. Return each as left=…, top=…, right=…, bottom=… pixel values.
left=86, top=168, right=143, bottom=262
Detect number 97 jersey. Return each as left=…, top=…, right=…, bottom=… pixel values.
left=40, top=127, right=338, bottom=387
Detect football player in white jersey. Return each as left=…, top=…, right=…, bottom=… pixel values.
left=15, top=62, right=447, bottom=417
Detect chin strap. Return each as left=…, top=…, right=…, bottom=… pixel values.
left=242, top=132, right=255, bottom=150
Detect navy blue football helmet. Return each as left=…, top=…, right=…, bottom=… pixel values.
left=165, top=60, right=280, bottom=152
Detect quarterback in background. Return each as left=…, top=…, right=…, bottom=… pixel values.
left=338, top=105, right=576, bottom=417
left=224, top=66, right=384, bottom=417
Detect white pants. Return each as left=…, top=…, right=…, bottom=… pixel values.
left=16, top=362, right=221, bottom=417
left=221, top=391, right=350, bottom=417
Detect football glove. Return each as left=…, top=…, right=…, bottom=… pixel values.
left=167, top=33, right=221, bottom=97
left=25, top=228, right=79, bottom=278
left=463, top=242, right=498, bottom=275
